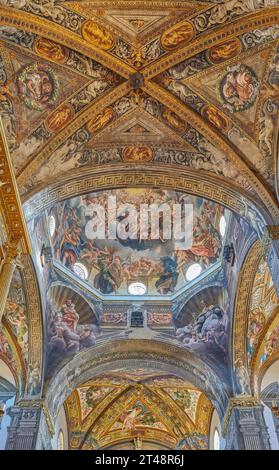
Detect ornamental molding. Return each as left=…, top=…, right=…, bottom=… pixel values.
left=222, top=396, right=262, bottom=436
left=143, top=8, right=279, bottom=78
left=45, top=339, right=229, bottom=422
left=0, top=118, right=31, bottom=254
left=22, top=165, right=271, bottom=224
left=232, top=241, right=262, bottom=369
left=143, top=81, right=279, bottom=221
left=251, top=305, right=279, bottom=393
left=16, top=81, right=132, bottom=186
left=0, top=6, right=134, bottom=78
left=1, top=7, right=278, bottom=219
left=257, top=349, right=279, bottom=394
left=21, top=255, right=44, bottom=399
left=267, top=225, right=279, bottom=240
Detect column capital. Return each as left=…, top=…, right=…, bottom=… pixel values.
left=222, top=396, right=261, bottom=436
left=15, top=399, right=55, bottom=438
left=222, top=397, right=270, bottom=449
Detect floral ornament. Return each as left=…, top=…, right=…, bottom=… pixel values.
left=219, top=64, right=260, bottom=113
left=17, top=62, right=59, bottom=111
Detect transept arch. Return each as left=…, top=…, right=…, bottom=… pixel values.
left=43, top=339, right=229, bottom=427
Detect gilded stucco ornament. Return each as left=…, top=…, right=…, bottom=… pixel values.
left=0, top=6, right=278, bottom=221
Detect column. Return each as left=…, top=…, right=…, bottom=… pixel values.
left=223, top=398, right=271, bottom=450
left=5, top=402, right=54, bottom=450
left=0, top=242, right=20, bottom=323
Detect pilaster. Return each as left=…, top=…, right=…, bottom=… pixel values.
left=223, top=397, right=271, bottom=450
left=5, top=401, right=54, bottom=450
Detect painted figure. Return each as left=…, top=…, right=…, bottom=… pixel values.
left=220, top=64, right=259, bottom=112
left=45, top=105, right=72, bottom=132
left=82, top=21, right=114, bottom=50
left=34, top=37, right=68, bottom=63
left=155, top=255, right=179, bottom=294
left=161, top=21, right=195, bottom=50
left=87, top=107, right=114, bottom=134
left=17, top=63, right=59, bottom=111
left=209, top=39, right=242, bottom=64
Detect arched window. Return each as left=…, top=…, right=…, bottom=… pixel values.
left=213, top=428, right=220, bottom=450
left=57, top=429, right=64, bottom=450
left=48, top=215, right=56, bottom=237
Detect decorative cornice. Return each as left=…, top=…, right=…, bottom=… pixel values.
left=22, top=165, right=271, bottom=224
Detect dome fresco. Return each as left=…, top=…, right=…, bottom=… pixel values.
left=48, top=188, right=227, bottom=297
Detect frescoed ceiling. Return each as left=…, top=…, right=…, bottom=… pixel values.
left=46, top=188, right=228, bottom=297
left=65, top=371, right=212, bottom=450
left=0, top=0, right=278, bottom=217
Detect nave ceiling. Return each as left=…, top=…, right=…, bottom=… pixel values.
left=0, top=0, right=278, bottom=218
left=0, top=0, right=278, bottom=451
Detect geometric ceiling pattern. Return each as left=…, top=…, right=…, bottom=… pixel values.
left=65, top=371, right=212, bottom=450
left=0, top=0, right=278, bottom=220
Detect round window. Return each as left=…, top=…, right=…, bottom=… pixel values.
left=73, top=262, right=88, bottom=280
left=128, top=282, right=147, bottom=295
left=186, top=263, right=202, bottom=281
